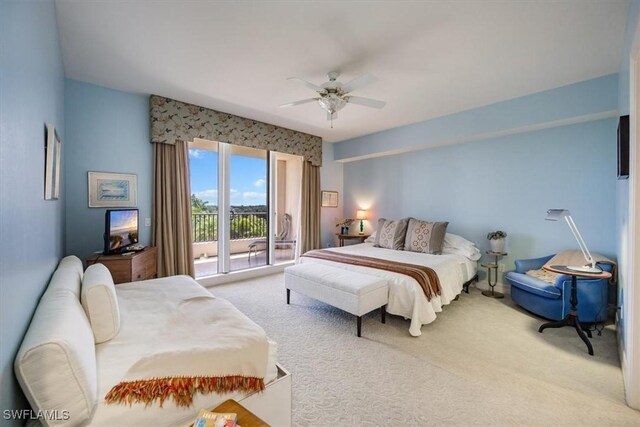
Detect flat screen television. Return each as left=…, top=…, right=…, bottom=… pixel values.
left=618, top=115, right=630, bottom=179
left=104, top=208, right=139, bottom=254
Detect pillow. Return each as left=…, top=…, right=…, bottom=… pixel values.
left=374, top=218, right=409, bottom=250
left=403, top=218, right=449, bottom=254
left=81, top=264, right=120, bottom=343
left=443, top=233, right=476, bottom=251
left=57, top=255, right=84, bottom=278
left=364, top=231, right=377, bottom=243
left=442, top=233, right=481, bottom=260
left=45, top=265, right=83, bottom=298
left=15, top=289, right=97, bottom=426
left=442, top=245, right=482, bottom=261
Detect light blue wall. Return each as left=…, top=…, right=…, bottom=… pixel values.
left=343, top=119, right=617, bottom=274
left=320, top=142, right=344, bottom=248
left=0, top=0, right=66, bottom=417
left=64, top=80, right=152, bottom=259
left=335, top=74, right=618, bottom=162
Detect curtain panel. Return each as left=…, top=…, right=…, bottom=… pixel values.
left=299, top=161, right=321, bottom=254
left=150, top=95, right=323, bottom=167
left=153, top=141, right=195, bottom=278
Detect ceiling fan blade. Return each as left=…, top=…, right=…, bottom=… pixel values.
left=279, top=98, right=319, bottom=108
left=287, top=77, right=324, bottom=93
left=341, top=73, right=377, bottom=94
left=327, top=111, right=338, bottom=121
left=346, top=96, right=386, bottom=109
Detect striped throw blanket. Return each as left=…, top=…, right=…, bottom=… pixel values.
left=302, top=249, right=441, bottom=300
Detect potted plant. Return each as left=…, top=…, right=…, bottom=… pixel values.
left=487, top=230, right=507, bottom=253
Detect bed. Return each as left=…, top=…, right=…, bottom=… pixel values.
left=299, top=242, right=478, bottom=336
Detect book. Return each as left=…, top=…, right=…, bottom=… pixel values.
left=193, top=409, right=238, bottom=427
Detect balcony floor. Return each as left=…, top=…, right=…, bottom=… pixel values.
left=194, top=247, right=295, bottom=278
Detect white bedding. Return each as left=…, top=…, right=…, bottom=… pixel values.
left=460, top=257, right=478, bottom=283
left=300, top=243, right=473, bottom=336
left=90, top=275, right=278, bottom=426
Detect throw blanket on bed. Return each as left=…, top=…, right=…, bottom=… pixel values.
left=105, top=292, right=268, bottom=408
left=303, top=249, right=441, bottom=300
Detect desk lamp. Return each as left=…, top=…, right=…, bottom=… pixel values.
left=545, top=209, right=600, bottom=273
left=356, top=210, right=368, bottom=235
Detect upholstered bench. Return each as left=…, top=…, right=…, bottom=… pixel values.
left=284, top=263, right=388, bottom=337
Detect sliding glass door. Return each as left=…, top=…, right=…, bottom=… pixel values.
left=189, top=139, right=302, bottom=278
left=229, top=145, right=268, bottom=271
left=189, top=140, right=219, bottom=278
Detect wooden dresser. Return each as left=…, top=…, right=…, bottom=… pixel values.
left=85, top=247, right=158, bottom=284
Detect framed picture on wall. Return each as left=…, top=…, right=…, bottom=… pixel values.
left=321, top=190, right=339, bottom=207
left=88, top=172, right=138, bottom=208
left=44, top=123, right=61, bottom=200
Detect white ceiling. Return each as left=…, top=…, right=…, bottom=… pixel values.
left=55, top=0, right=629, bottom=143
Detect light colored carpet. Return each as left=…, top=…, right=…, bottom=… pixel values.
left=207, top=273, right=640, bottom=426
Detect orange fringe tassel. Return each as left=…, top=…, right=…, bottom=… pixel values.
left=105, top=376, right=264, bottom=408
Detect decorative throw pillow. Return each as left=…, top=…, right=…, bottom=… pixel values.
left=81, top=263, right=120, bottom=343
left=364, top=231, right=377, bottom=243
left=403, top=219, right=449, bottom=254
left=374, top=218, right=409, bottom=250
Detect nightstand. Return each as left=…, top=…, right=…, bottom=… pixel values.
left=85, top=247, right=157, bottom=284
left=336, top=234, right=369, bottom=247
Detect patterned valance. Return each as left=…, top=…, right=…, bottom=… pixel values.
left=150, top=95, right=323, bottom=166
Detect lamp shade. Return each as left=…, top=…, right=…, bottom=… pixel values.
left=356, top=210, right=368, bottom=220
left=546, top=209, right=570, bottom=221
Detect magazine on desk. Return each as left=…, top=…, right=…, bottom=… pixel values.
left=193, top=409, right=238, bottom=427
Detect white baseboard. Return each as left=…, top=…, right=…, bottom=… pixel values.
left=197, top=262, right=293, bottom=287
left=474, top=279, right=511, bottom=295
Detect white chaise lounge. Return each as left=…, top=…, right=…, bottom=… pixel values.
left=15, top=256, right=291, bottom=427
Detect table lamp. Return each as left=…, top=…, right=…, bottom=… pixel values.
left=356, top=210, right=368, bottom=235
left=545, top=209, right=600, bottom=273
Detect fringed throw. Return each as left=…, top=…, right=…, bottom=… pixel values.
left=105, top=375, right=264, bottom=408
left=302, top=249, right=441, bottom=300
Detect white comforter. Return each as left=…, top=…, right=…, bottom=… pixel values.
left=300, top=243, right=469, bottom=336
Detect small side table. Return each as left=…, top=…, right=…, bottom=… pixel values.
left=538, top=265, right=612, bottom=356
left=336, top=234, right=369, bottom=247
left=481, top=251, right=507, bottom=298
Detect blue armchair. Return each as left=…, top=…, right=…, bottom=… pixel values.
left=505, top=254, right=611, bottom=323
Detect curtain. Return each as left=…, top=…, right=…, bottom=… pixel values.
left=153, top=140, right=195, bottom=277
left=298, top=160, right=321, bottom=254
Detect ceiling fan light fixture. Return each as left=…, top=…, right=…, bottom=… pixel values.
left=318, top=94, right=347, bottom=114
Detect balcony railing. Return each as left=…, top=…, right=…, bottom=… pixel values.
left=192, top=212, right=268, bottom=243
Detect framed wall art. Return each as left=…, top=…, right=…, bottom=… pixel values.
left=88, top=172, right=138, bottom=208
left=44, top=123, right=61, bottom=200
left=321, top=190, right=339, bottom=208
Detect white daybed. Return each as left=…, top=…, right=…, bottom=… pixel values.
left=299, top=242, right=478, bottom=337
left=15, top=256, right=291, bottom=427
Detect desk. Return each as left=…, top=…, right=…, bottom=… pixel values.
left=539, top=265, right=612, bottom=356
left=336, top=234, right=369, bottom=247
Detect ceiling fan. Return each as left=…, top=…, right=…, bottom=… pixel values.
left=280, top=71, right=386, bottom=127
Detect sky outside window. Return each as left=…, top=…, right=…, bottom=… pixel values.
left=189, top=148, right=267, bottom=206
